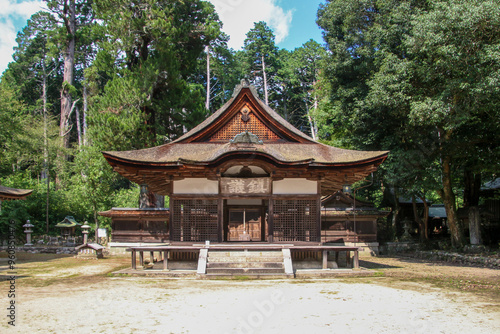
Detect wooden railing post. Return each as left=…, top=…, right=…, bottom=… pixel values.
left=353, top=250, right=359, bottom=269
left=131, top=250, right=137, bottom=270
left=163, top=251, right=169, bottom=270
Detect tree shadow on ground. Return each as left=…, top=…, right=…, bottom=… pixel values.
left=359, top=258, right=401, bottom=269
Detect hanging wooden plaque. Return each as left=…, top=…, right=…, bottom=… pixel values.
left=220, top=178, right=271, bottom=195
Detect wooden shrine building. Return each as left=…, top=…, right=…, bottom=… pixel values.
left=101, top=82, right=388, bottom=246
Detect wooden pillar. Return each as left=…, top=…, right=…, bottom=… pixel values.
left=218, top=198, right=223, bottom=242
left=169, top=197, right=175, bottom=242
left=353, top=250, right=359, bottom=269
left=346, top=250, right=351, bottom=268
left=268, top=198, right=274, bottom=243
left=139, top=251, right=144, bottom=267
left=131, top=250, right=137, bottom=270
left=316, top=194, right=322, bottom=243
left=322, top=250, right=328, bottom=270
left=163, top=251, right=169, bottom=270
left=150, top=251, right=155, bottom=263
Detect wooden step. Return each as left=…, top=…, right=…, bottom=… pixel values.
left=206, top=267, right=286, bottom=274
left=207, top=256, right=283, bottom=263
left=207, top=262, right=283, bottom=269
left=208, top=251, right=283, bottom=258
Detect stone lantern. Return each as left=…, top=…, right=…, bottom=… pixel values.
left=81, top=222, right=91, bottom=244
left=401, top=218, right=412, bottom=241
left=23, top=220, right=34, bottom=246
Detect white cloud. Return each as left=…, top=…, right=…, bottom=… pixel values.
left=208, top=0, right=293, bottom=50
left=0, top=0, right=44, bottom=75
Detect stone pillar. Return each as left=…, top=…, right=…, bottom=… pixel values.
left=23, top=220, right=34, bottom=246
left=81, top=222, right=90, bottom=244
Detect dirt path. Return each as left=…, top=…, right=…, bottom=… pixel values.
left=1, top=253, right=499, bottom=334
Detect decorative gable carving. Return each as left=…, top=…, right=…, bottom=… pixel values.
left=208, top=107, right=282, bottom=142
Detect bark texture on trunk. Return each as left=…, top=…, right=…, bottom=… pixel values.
left=468, top=206, right=482, bottom=245
left=206, top=46, right=210, bottom=110
left=60, top=0, right=76, bottom=150
left=439, top=154, right=465, bottom=247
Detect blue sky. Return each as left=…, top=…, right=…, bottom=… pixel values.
left=0, top=0, right=327, bottom=74
left=208, top=0, right=326, bottom=51
left=273, top=0, right=325, bottom=50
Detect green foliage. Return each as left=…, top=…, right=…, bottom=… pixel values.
left=92, top=0, right=222, bottom=144
left=317, top=0, right=500, bottom=245
left=0, top=172, right=71, bottom=238
left=243, top=21, right=280, bottom=106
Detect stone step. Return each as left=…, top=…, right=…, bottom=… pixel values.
left=206, top=267, right=285, bottom=275
left=207, top=262, right=284, bottom=269
left=207, top=256, right=283, bottom=263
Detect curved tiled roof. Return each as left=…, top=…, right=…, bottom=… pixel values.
left=103, top=142, right=387, bottom=166
left=0, top=185, right=33, bottom=200
left=102, top=82, right=388, bottom=194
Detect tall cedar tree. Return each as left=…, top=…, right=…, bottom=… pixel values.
left=92, top=0, right=222, bottom=147
left=243, top=21, right=279, bottom=106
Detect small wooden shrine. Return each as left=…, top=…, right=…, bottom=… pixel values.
left=55, top=216, right=81, bottom=238
left=101, top=82, right=388, bottom=245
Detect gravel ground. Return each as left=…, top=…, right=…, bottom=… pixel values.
left=1, top=253, right=499, bottom=334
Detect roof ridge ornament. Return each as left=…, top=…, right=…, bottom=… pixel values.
left=232, top=78, right=260, bottom=98
left=230, top=131, right=263, bottom=145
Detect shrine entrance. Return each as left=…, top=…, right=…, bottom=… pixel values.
left=224, top=199, right=268, bottom=242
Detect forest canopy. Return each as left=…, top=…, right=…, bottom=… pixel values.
left=0, top=0, right=498, bottom=248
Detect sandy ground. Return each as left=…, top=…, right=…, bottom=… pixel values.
left=1, top=254, right=499, bottom=334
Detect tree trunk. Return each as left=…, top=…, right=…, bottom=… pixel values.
left=144, top=105, right=156, bottom=144
left=83, top=85, right=88, bottom=146
left=306, top=102, right=316, bottom=141
left=468, top=206, right=482, bottom=245
left=60, top=0, right=76, bottom=150
left=411, top=195, right=425, bottom=242
left=391, top=187, right=400, bottom=241
left=206, top=46, right=210, bottom=110
left=76, top=105, right=82, bottom=149
left=42, top=60, right=50, bottom=234
left=438, top=154, right=465, bottom=247
left=464, top=170, right=481, bottom=207
left=464, top=170, right=482, bottom=245
left=262, top=55, right=268, bottom=105
left=419, top=194, right=429, bottom=240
